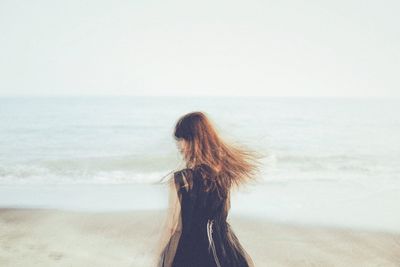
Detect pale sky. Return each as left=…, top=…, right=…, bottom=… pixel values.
left=0, top=0, right=399, bottom=97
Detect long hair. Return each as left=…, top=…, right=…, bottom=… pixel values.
left=173, top=111, right=263, bottom=196
left=153, top=111, right=262, bottom=266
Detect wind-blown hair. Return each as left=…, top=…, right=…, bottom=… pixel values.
left=173, top=111, right=263, bottom=195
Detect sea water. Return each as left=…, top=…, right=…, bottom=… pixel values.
left=0, top=96, right=399, bottom=232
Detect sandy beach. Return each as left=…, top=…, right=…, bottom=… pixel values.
left=0, top=208, right=399, bottom=267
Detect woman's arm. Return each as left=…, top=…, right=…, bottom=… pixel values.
left=153, top=174, right=182, bottom=266
left=165, top=176, right=182, bottom=236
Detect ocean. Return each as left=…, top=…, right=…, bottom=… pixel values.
left=0, top=96, right=399, bottom=232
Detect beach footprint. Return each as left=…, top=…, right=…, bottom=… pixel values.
left=48, top=251, right=64, bottom=261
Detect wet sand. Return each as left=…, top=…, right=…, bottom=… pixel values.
left=0, top=208, right=399, bottom=267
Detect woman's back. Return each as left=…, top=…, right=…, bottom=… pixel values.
left=159, top=164, right=254, bottom=267
left=174, top=164, right=228, bottom=228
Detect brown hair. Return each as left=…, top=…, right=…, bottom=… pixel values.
left=173, top=111, right=263, bottom=197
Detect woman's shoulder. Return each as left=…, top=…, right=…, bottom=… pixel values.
left=173, top=164, right=211, bottom=177
left=172, top=164, right=210, bottom=190
left=173, top=168, right=195, bottom=191
left=173, top=167, right=192, bottom=179
left=175, top=162, right=219, bottom=179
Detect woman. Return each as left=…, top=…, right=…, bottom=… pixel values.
left=156, top=111, right=263, bottom=267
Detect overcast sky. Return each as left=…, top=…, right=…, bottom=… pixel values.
left=0, top=0, right=399, bottom=97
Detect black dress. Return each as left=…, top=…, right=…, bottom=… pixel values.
left=158, top=164, right=254, bottom=267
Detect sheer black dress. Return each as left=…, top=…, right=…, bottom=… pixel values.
left=157, top=164, right=254, bottom=267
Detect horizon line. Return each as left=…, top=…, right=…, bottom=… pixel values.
left=0, top=94, right=398, bottom=99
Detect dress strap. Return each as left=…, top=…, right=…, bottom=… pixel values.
left=206, top=219, right=222, bottom=267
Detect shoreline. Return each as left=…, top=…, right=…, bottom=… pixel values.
left=1, top=208, right=399, bottom=267
left=1, top=183, right=399, bottom=233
